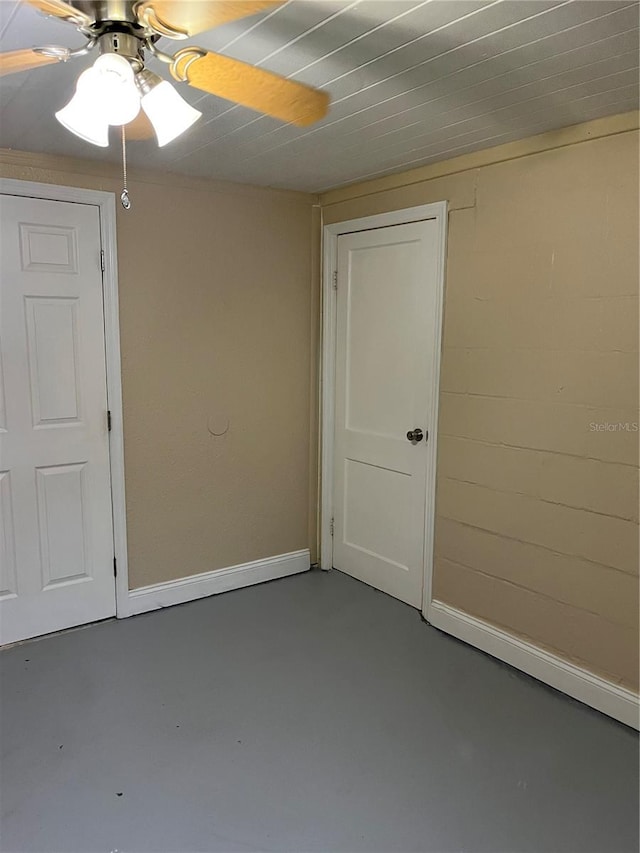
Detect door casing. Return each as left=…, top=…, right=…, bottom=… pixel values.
left=320, top=202, right=447, bottom=621
left=0, top=178, right=130, bottom=619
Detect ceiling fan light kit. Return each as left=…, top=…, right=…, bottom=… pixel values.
left=54, top=44, right=203, bottom=148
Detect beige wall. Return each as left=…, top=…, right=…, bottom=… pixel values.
left=0, top=150, right=317, bottom=589
left=3, top=112, right=638, bottom=689
left=321, top=112, right=640, bottom=690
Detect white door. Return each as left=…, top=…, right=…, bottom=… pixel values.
left=332, top=219, right=441, bottom=608
left=0, top=194, right=116, bottom=644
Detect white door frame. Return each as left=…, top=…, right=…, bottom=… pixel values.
left=0, top=178, right=130, bottom=619
left=320, top=202, right=447, bottom=619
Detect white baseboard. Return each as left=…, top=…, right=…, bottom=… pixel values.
left=125, top=549, right=310, bottom=618
left=427, top=600, right=639, bottom=730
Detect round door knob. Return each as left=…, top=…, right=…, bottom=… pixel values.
left=406, top=428, right=424, bottom=443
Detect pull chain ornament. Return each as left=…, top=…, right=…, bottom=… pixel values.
left=120, top=125, right=131, bottom=210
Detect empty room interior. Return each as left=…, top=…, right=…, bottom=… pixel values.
left=0, top=0, right=639, bottom=851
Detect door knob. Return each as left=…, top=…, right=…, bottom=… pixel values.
left=406, top=428, right=424, bottom=443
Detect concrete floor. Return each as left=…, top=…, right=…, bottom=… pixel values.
left=0, top=570, right=637, bottom=853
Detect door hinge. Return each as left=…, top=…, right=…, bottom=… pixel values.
left=330, top=517, right=335, bottom=537
left=113, top=557, right=117, bottom=577
left=332, top=270, right=338, bottom=290
left=107, top=410, right=112, bottom=432
left=100, top=250, right=105, bottom=272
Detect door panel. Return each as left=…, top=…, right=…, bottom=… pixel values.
left=0, top=194, right=115, bottom=643
left=344, top=459, right=413, bottom=569
left=25, top=296, right=82, bottom=426
left=332, top=220, right=440, bottom=608
left=346, top=240, right=419, bottom=438
left=36, top=463, right=89, bottom=587
left=0, top=471, right=18, bottom=597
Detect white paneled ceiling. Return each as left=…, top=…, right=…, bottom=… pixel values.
left=0, top=0, right=638, bottom=191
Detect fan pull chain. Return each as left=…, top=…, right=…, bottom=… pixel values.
left=120, top=125, right=131, bottom=211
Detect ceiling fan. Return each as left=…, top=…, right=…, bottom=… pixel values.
left=0, top=0, right=330, bottom=148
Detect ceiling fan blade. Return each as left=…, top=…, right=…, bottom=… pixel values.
left=25, top=0, right=93, bottom=26
left=0, top=48, right=58, bottom=77
left=125, top=110, right=156, bottom=141
left=136, top=1, right=283, bottom=37
left=173, top=50, right=329, bottom=127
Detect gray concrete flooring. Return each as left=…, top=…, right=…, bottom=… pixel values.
left=0, top=569, right=638, bottom=853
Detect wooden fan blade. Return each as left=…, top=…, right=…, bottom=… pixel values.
left=0, top=48, right=58, bottom=77
left=125, top=110, right=156, bottom=141
left=173, top=50, right=329, bottom=127
left=25, top=0, right=93, bottom=26
left=136, top=1, right=283, bottom=37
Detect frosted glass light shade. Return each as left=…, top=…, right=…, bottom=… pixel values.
left=93, top=53, right=134, bottom=82
left=103, top=80, right=140, bottom=126
left=141, top=81, right=201, bottom=146
left=55, top=69, right=109, bottom=146
left=93, top=54, right=141, bottom=126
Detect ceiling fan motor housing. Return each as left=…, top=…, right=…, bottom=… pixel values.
left=69, top=1, right=140, bottom=28
left=97, top=31, right=143, bottom=70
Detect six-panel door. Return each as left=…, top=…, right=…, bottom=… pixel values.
left=0, top=194, right=115, bottom=644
